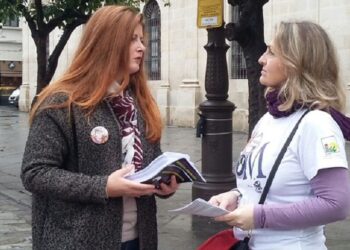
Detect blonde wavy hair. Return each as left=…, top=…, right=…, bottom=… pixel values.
left=268, top=21, right=346, bottom=112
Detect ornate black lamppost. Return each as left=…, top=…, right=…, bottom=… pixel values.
left=193, top=0, right=268, bottom=201
left=192, top=23, right=236, bottom=201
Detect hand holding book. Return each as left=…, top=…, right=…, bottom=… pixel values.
left=125, top=152, right=206, bottom=188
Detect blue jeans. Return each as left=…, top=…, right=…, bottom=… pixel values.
left=121, top=238, right=139, bottom=250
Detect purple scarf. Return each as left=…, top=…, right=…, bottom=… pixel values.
left=266, top=90, right=350, bottom=140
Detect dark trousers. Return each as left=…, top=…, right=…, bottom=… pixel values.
left=121, top=238, right=139, bottom=250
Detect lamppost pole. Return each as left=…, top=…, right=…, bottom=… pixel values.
left=192, top=23, right=236, bottom=201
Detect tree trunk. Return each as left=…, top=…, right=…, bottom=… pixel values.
left=226, top=0, right=269, bottom=136
left=34, top=33, right=48, bottom=95
left=44, top=20, right=87, bottom=85
left=243, top=44, right=267, bottom=136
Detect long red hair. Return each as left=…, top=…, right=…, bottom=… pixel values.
left=30, top=5, right=162, bottom=142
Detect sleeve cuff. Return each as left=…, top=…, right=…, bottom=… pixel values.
left=254, top=204, right=265, bottom=228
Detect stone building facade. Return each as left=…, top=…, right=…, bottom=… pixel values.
left=0, top=17, right=22, bottom=105
left=20, top=0, right=350, bottom=131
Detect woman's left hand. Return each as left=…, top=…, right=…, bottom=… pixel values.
left=214, top=204, right=255, bottom=231
left=155, top=175, right=179, bottom=196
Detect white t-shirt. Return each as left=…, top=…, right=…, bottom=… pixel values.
left=234, top=109, right=348, bottom=250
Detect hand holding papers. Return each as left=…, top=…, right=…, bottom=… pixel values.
left=125, top=152, right=205, bottom=188
left=169, top=198, right=230, bottom=217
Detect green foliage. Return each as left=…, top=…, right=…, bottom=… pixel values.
left=141, top=0, right=171, bottom=7
left=0, top=0, right=18, bottom=23
left=0, top=0, right=141, bottom=27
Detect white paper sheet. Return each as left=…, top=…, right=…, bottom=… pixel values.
left=169, top=198, right=230, bottom=217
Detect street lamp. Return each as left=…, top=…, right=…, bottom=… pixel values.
left=193, top=0, right=267, bottom=201
left=192, top=21, right=236, bottom=201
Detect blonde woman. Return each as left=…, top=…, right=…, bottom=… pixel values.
left=208, top=21, right=350, bottom=250
left=21, top=6, right=178, bottom=250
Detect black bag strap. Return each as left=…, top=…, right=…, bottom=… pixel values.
left=258, top=110, right=310, bottom=204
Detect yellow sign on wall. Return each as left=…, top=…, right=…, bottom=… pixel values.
left=197, top=0, right=223, bottom=29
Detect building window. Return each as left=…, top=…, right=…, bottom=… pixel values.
left=231, top=6, right=247, bottom=79
left=3, top=16, right=19, bottom=27
left=143, top=0, right=161, bottom=80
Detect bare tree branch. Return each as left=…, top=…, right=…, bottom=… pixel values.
left=34, top=0, right=46, bottom=31
left=45, top=17, right=89, bottom=84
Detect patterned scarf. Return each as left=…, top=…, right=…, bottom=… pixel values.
left=110, top=91, right=143, bottom=170
left=266, top=89, right=350, bottom=140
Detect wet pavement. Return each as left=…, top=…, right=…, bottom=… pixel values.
left=0, top=105, right=350, bottom=250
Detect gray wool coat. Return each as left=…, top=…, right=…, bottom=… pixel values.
left=21, top=94, right=162, bottom=250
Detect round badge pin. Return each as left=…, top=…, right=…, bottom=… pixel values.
left=90, top=126, right=109, bottom=144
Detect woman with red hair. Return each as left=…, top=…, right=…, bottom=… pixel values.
left=21, top=5, right=178, bottom=250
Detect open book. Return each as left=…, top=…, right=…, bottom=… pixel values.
left=125, top=152, right=206, bottom=187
